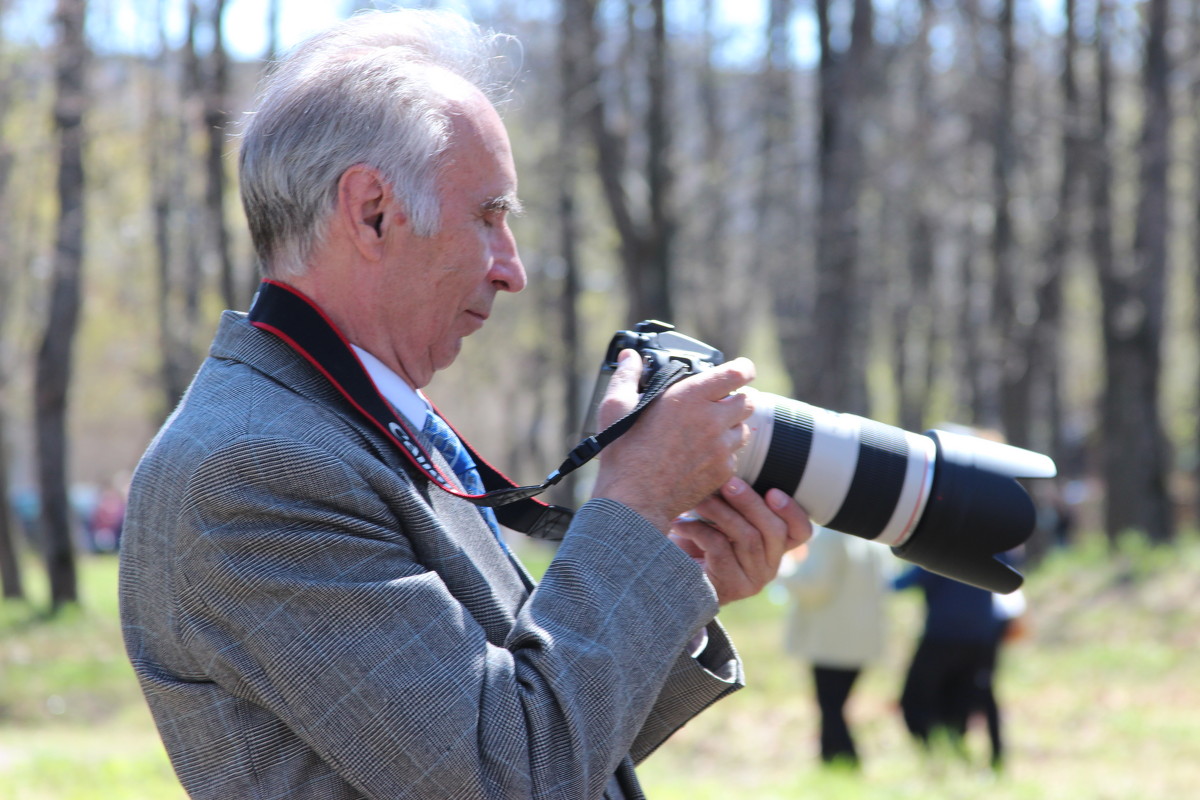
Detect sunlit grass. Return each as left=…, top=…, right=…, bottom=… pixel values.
left=0, top=554, right=187, bottom=799
left=637, top=530, right=1200, bottom=799
left=3, top=531, right=1199, bottom=798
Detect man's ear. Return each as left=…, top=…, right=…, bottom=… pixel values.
left=337, top=164, right=405, bottom=261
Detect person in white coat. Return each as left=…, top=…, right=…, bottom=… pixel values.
left=778, top=527, right=892, bottom=766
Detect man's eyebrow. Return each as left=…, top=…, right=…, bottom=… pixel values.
left=484, top=193, right=525, bottom=217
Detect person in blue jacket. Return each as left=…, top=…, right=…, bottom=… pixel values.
left=894, top=565, right=1006, bottom=766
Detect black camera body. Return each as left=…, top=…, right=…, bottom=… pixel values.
left=584, top=321, right=1057, bottom=593
left=582, top=321, right=723, bottom=436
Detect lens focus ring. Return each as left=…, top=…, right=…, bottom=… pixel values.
left=752, top=403, right=814, bottom=498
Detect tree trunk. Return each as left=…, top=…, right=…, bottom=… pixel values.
left=1033, top=0, right=1081, bottom=465
left=0, top=346, right=21, bottom=598
left=36, top=0, right=89, bottom=611
left=958, top=0, right=991, bottom=424
left=555, top=0, right=588, bottom=504
left=809, top=0, right=874, bottom=414
left=891, top=0, right=938, bottom=434
left=1022, top=0, right=1084, bottom=565
left=1087, top=0, right=1116, bottom=517
left=1094, top=0, right=1174, bottom=543
left=182, top=2, right=204, bottom=335
left=759, top=0, right=811, bottom=399
left=1193, top=0, right=1200, bottom=509
left=0, top=421, right=22, bottom=599
left=990, top=0, right=1032, bottom=447
left=687, top=0, right=745, bottom=354
left=203, top=0, right=239, bottom=310
left=574, top=0, right=674, bottom=323
left=1122, top=0, right=1173, bottom=542
left=0, top=18, right=25, bottom=601
left=642, top=0, right=673, bottom=323
left=147, top=0, right=197, bottom=415
left=0, top=306, right=22, bottom=599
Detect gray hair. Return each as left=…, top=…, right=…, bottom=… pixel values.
left=237, top=9, right=518, bottom=278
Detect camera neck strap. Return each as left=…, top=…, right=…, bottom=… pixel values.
left=247, top=280, right=685, bottom=540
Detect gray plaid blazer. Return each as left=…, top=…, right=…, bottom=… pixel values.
left=120, top=311, right=744, bottom=800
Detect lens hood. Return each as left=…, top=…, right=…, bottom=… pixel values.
left=891, top=430, right=1056, bottom=593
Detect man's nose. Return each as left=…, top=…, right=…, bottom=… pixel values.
left=490, top=226, right=526, bottom=293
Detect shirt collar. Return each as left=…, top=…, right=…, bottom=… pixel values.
left=351, top=345, right=429, bottom=427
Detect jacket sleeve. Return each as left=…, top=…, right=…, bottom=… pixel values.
left=629, top=618, right=741, bottom=764
left=170, top=434, right=736, bottom=799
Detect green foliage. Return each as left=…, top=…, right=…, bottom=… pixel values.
left=0, top=555, right=186, bottom=800
left=3, top=534, right=1200, bottom=798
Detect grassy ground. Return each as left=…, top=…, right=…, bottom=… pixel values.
left=0, top=556, right=186, bottom=799
left=638, top=532, right=1200, bottom=799
left=2, top=531, right=1198, bottom=799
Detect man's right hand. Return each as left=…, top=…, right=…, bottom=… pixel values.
left=590, top=349, right=756, bottom=533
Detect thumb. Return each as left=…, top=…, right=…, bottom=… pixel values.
left=599, top=349, right=644, bottom=426
left=612, top=348, right=644, bottom=386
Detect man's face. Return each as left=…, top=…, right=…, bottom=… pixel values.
left=380, top=89, right=526, bottom=389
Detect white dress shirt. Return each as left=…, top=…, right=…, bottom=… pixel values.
left=351, top=345, right=429, bottom=427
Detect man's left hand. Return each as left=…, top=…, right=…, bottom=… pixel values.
left=669, top=477, right=812, bottom=605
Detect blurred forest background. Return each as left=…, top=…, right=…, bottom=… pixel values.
left=1, top=0, right=1199, bottom=609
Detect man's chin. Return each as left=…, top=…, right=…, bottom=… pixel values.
left=431, top=341, right=465, bottom=375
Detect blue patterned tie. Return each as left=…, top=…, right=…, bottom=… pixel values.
left=422, top=411, right=509, bottom=552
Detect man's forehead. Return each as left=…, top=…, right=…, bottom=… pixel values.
left=442, top=90, right=516, bottom=176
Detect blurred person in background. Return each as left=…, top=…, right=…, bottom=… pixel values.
left=777, top=527, right=892, bottom=767
left=975, top=568, right=1027, bottom=770
left=894, top=564, right=1010, bottom=768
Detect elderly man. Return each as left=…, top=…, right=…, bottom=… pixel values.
left=120, top=9, right=809, bottom=799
